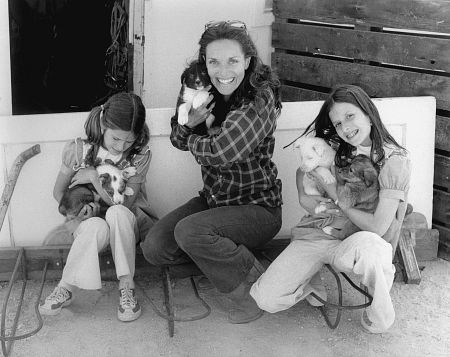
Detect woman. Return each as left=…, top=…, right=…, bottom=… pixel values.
left=141, top=20, right=283, bottom=324
left=250, top=84, right=411, bottom=333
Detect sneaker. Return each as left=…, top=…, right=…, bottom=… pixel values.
left=39, top=286, right=72, bottom=316
left=361, top=310, right=388, bottom=334
left=118, top=286, right=141, bottom=322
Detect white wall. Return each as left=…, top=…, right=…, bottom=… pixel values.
left=142, top=0, right=274, bottom=108
left=0, top=97, right=436, bottom=246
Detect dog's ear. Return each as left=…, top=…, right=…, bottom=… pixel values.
left=98, top=173, right=111, bottom=186
left=181, top=66, right=190, bottom=84
left=312, top=142, right=324, bottom=157
left=362, top=167, right=378, bottom=187
left=121, top=166, right=137, bottom=180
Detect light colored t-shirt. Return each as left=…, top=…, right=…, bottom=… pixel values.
left=59, top=138, right=158, bottom=240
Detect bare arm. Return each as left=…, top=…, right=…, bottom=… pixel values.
left=53, top=170, right=74, bottom=203
left=339, top=196, right=400, bottom=237
left=296, top=168, right=333, bottom=216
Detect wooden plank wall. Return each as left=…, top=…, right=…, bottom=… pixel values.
left=272, top=0, right=450, bottom=259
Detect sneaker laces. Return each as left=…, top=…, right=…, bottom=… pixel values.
left=47, top=286, right=70, bottom=303
left=120, top=287, right=136, bottom=309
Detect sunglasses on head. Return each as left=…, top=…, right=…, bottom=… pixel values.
left=204, top=20, right=247, bottom=32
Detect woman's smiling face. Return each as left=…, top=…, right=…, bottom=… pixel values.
left=205, top=39, right=250, bottom=100
left=329, top=102, right=372, bottom=147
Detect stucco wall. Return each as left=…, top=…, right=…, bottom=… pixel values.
left=142, top=0, right=273, bottom=108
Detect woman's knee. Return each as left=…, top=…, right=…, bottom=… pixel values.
left=140, top=223, right=176, bottom=265
left=173, top=217, right=210, bottom=251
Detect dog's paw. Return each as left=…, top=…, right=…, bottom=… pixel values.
left=314, top=203, right=327, bottom=214
left=322, top=226, right=334, bottom=235
left=124, top=187, right=134, bottom=196
left=178, top=104, right=189, bottom=125
left=193, top=91, right=209, bottom=109
left=121, top=166, right=137, bottom=179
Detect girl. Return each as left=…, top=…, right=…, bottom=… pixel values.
left=39, top=92, right=157, bottom=322
left=250, top=84, right=411, bottom=333
left=141, top=20, right=283, bottom=324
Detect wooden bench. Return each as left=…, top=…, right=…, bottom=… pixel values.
left=0, top=97, right=437, bottom=336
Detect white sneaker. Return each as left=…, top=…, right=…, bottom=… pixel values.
left=118, top=285, right=141, bottom=322
left=361, top=310, right=388, bottom=334
left=39, top=286, right=72, bottom=316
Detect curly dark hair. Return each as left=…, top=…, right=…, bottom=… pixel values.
left=197, top=21, right=282, bottom=115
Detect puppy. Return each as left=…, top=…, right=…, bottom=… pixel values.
left=177, top=60, right=215, bottom=130
left=322, top=155, right=379, bottom=239
left=59, top=163, right=136, bottom=220
left=294, top=137, right=336, bottom=211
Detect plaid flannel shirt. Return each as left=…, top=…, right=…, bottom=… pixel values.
left=170, top=87, right=283, bottom=208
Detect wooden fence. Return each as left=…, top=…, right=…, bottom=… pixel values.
left=272, top=0, right=450, bottom=259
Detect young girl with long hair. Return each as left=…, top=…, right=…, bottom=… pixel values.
left=39, top=92, right=156, bottom=322
left=251, top=84, right=411, bottom=333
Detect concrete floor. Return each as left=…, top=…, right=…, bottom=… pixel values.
left=0, top=259, right=449, bottom=357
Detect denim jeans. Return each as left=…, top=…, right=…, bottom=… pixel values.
left=141, top=196, right=282, bottom=293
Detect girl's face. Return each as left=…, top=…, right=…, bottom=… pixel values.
left=205, top=39, right=250, bottom=100
left=102, top=128, right=136, bottom=156
left=329, top=102, right=372, bottom=147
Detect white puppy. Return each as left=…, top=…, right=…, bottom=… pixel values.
left=294, top=136, right=336, bottom=200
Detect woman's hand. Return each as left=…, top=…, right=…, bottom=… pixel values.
left=69, top=167, right=98, bottom=188
left=185, top=94, right=215, bottom=129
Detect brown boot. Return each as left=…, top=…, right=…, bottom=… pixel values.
left=226, top=258, right=265, bottom=324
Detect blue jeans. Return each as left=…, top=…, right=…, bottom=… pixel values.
left=141, top=196, right=282, bottom=293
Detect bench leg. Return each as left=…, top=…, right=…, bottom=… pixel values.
left=161, top=267, right=175, bottom=337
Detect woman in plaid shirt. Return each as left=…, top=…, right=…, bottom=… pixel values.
left=141, top=20, right=283, bottom=324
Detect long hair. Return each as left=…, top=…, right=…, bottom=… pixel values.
left=197, top=22, right=282, bottom=115
left=84, top=92, right=149, bottom=166
left=302, top=84, right=405, bottom=167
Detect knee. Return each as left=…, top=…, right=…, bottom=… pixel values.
left=250, top=282, right=283, bottom=314
left=105, top=205, right=134, bottom=222
left=346, top=231, right=393, bottom=266
left=174, top=218, right=197, bottom=250
left=75, top=217, right=108, bottom=241
left=140, top=225, right=173, bottom=265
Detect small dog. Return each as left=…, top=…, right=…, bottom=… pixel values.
left=58, top=163, right=137, bottom=220
left=322, top=155, right=379, bottom=239
left=177, top=60, right=215, bottom=130
left=43, top=163, right=136, bottom=246
left=294, top=137, right=336, bottom=212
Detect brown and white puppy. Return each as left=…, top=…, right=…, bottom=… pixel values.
left=294, top=136, right=336, bottom=207
left=58, top=164, right=136, bottom=220
left=322, top=154, right=379, bottom=239
left=177, top=60, right=215, bottom=130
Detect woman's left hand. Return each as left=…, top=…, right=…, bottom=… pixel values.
left=185, top=93, right=215, bottom=129
left=69, top=167, right=98, bottom=188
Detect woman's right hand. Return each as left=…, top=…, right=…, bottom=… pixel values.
left=185, top=94, right=215, bottom=129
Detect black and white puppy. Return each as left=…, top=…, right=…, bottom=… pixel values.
left=177, top=60, right=215, bottom=130
left=58, top=163, right=136, bottom=220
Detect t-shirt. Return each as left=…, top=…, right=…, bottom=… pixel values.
left=59, top=138, right=158, bottom=239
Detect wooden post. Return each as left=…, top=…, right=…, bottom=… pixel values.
left=398, top=230, right=421, bottom=284
left=0, top=144, right=41, bottom=231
